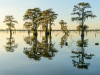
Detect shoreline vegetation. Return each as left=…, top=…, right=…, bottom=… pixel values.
left=0, top=29, right=99, bottom=31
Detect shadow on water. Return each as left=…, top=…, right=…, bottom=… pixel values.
left=23, top=34, right=58, bottom=61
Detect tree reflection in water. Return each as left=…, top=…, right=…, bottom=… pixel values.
left=60, top=34, right=69, bottom=48
left=4, top=32, right=18, bottom=52
left=24, top=34, right=32, bottom=46
left=23, top=34, right=58, bottom=61
left=71, top=33, right=94, bottom=69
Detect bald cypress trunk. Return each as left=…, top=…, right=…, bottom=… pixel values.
left=10, top=28, right=12, bottom=39
left=49, top=21, right=52, bottom=36
left=81, top=9, right=84, bottom=38
left=35, top=23, right=38, bottom=36
left=45, top=22, right=48, bottom=36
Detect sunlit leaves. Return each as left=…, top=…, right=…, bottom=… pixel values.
left=23, top=8, right=58, bottom=34
left=72, top=2, right=96, bottom=22
left=77, top=24, right=89, bottom=31
left=78, top=2, right=91, bottom=8
left=4, top=15, right=17, bottom=30
left=23, top=8, right=42, bottom=34
left=59, top=20, right=67, bottom=30
left=23, top=8, right=42, bottom=21
left=72, top=2, right=96, bottom=32
left=41, top=9, right=58, bottom=32
left=23, top=22, right=32, bottom=29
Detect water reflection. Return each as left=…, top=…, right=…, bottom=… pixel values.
left=24, top=34, right=32, bottom=46
left=60, top=34, right=69, bottom=48
left=0, top=31, right=100, bottom=74
left=24, top=34, right=58, bottom=61
left=4, top=32, right=18, bottom=52
left=71, top=33, right=94, bottom=69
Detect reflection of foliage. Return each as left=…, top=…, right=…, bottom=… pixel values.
left=23, top=35, right=58, bottom=61
left=60, top=34, right=69, bottom=48
left=4, top=37, right=18, bottom=52
left=71, top=38, right=94, bottom=69
left=71, top=49, right=94, bottom=69
left=24, top=36, right=32, bottom=46
left=4, top=16, right=18, bottom=52
left=77, top=40, right=88, bottom=47
left=24, top=47, right=42, bottom=61
left=41, top=36, right=57, bottom=59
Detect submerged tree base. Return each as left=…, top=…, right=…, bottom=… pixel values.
left=33, top=33, right=38, bottom=36
left=45, top=32, right=50, bottom=36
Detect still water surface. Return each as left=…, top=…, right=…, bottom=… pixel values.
left=0, top=31, right=100, bottom=75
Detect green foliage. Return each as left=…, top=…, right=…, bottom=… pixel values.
left=59, top=20, right=67, bottom=26
left=23, top=8, right=42, bottom=34
left=23, top=22, right=32, bottom=29
left=72, top=2, right=96, bottom=26
left=41, top=9, right=58, bottom=32
left=77, top=24, right=89, bottom=31
left=23, top=8, right=58, bottom=34
left=23, top=8, right=42, bottom=21
left=4, top=15, right=17, bottom=30
left=95, top=43, right=99, bottom=45
left=59, top=20, right=69, bottom=35
left=42, top=9, right=57, bottom=23
left=77, top=39, right=88, bottom=47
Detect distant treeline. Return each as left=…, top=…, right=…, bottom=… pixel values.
left=0, top=29, right=99, bottom=31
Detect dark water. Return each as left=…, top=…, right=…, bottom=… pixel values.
left=0, top=31, right=100, bottom=75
